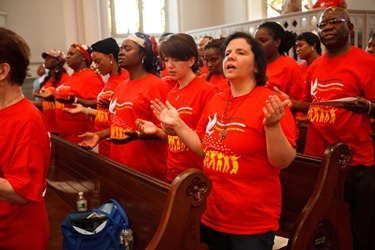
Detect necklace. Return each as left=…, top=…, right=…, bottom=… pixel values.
left=219, top=91, right=250, bottom=141
left=175, top=86, right=187, bottom=101
left=0, top=92, right=23, bottom=110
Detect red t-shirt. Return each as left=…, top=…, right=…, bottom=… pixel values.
left=313, top=0, right=346, bottom=8
left=266, top=55, right=305, bottom=101
left=298, top=61, right=309, bottom=84
left=55, top=68, right=104, bottom=143
left=297, top=61, right=309, bottom=120
left=0, top=98, right=50, bottom=249
left=109, top=74, right=169, bottom=181
left=304, top=47, right=375, bottom=166
left=200, top=63, right=209, bottom=79
left=162, top=76, right=178, bottom=89
left=196, top=87, right=296, bottom=234
left=208, top=74, right=230, bottom=92
left=40, top=73, right=69, bottom=133
left=95, top=70, right=129, bottom=157
left=166, top=77, right=219, bottom=181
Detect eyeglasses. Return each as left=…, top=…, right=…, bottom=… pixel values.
left=316, top=18, right=348, bottom=29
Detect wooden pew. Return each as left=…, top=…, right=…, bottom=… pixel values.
left=277, top=142, right=353, bottom=250
left=48, top=135, right=211, bottom=250
left=48, top=135, right=353, bottom=250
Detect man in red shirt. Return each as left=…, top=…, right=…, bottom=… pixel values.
left=304, top=7, right=375, bottom=250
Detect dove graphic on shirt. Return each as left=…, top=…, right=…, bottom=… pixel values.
left=109, top=98, right=117, bottom=115
left=206, top=113, right=217, bottom=136
left=311, top=78, right=318, bottom=97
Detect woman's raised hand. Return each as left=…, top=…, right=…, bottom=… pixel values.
left=263, top=95, right=290, bottom=127
left=151, top=99, right=181, bottom=129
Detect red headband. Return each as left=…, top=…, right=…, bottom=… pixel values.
left=71, top=43, right=92, bottom=65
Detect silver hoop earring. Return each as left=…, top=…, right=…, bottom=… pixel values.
left=142, top=58, right=145, bottom=64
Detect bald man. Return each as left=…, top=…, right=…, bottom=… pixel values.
left=303, top=7, right=375, bottom=250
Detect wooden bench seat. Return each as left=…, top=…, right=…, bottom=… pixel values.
left=48, top=135, right=211, bottom=250
left=48, top=135, right=353, bottom=250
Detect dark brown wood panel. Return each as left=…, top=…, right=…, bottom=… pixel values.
left=47, top=135, right=211, bottom=250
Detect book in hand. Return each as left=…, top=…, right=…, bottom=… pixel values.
left=312, top=97, right=358, bottom=107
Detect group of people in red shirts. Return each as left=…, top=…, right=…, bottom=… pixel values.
left=1, top=5, right=375, bottom=250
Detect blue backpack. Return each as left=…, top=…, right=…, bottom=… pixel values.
left=61, top=199, right=129, bottom=250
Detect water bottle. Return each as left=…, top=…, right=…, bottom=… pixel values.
left=76, top=191, right=88, bottom=211
left=120, top=228, right=134, bottom=250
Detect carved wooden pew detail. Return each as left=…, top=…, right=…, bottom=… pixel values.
left=278, top=142, right=353, bottom=250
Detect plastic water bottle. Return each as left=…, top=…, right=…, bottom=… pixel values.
left=76, top=191, right=88, bottom=211
left=120, top=228, right=134, bottom=250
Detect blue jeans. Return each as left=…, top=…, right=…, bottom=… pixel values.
left=201, top=223, right=275, bottom=250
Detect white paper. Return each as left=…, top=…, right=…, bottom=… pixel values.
left=312, top=97, right=358, bottom=107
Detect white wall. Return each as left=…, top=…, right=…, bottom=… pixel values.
left=222, top=0, right=247, bottom=24
left=0, top=0, right=67, bottom=66
left=178, top=0, right=216, bottom=32
left=347, top=0, right=375, bottom=10
left=0, top=0, right=107, bottom=76
left=177, top=0, right=249, bottom=32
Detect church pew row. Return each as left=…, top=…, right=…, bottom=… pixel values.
left=277, top=141, right=353, bottom=250
left=47, top=135, right=353, bottom=250
left=48, top=134, right=211, bottom=250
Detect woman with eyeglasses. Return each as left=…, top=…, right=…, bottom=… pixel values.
left=54, top=43, right=104, bottom=144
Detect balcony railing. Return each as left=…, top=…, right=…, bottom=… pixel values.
left=186, top=9, right=375, bottom=50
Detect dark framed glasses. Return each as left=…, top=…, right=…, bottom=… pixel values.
left=316, top=18, right=348, bottom=29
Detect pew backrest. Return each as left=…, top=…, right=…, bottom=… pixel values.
left=279, top=142, right=353, bottom=250
left=48, top=135, right=211, bottom=250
